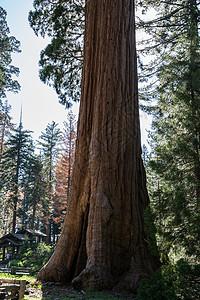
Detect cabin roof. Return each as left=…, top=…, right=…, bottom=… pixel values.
left=16, top=229, right=47, bottom=237
left=0, top=233, right=24, bottom=247
left=0, top=229, right=47, bottom=248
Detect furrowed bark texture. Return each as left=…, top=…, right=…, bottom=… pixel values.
left=38, top=0, right=159, bottom=290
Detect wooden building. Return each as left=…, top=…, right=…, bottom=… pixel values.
left=0, top=229, right=47, bottom=262
left=16, top=229, right=47, bottom=243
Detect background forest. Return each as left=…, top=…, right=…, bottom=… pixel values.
left=0, top=0, right=200, bottom=299
left=0, top=101, right=76, bottom=243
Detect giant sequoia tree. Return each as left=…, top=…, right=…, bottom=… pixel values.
left=37, top=0, right=159, bottom=290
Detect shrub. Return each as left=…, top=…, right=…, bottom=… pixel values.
left=137, top=265, right=177, bottom=300
left=13, top=242, right=54, bottom=274
left=137, top=260, right=200, bottom=300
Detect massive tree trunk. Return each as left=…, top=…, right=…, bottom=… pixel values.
left=38, top=0, right=159, bottom=291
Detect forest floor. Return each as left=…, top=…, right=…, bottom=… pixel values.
left=25, top=281, right=137, bottom=299
left=0, top=272, right=137, bottom=299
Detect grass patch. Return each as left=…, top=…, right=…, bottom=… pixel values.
left=0, top=272, right=37, bottom=282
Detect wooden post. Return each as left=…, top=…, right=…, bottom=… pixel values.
left=18, top=280, right=26, bottom=300
left=2, top=248, right=5, bottom=261
left=11, top=266, right=16, bottom=275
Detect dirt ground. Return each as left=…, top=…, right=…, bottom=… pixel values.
left=25, top=281, right=137, bottom=299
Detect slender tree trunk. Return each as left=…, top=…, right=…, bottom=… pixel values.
left=67, top=137, right=72, bottom=201
left=0, top=121, right=5, bottom=165
left=45, top=218, right=50, bottom=244
left=12, top=178, right=19, bottom=233
left=46, top=155, right=53, bottom=244
left=30, top=202, right=36, bottom=229
left=12, top=200, right=17, bottom=233
left=38, top=0, right=159, bottom=291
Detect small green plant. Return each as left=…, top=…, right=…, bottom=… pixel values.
left=21, top=242, right=54, bottom=274
left=10, top=259, right=23, bottom=267
left=137, top=260, right=200, bottom=300
left=12, top=241, right=54, bottom=275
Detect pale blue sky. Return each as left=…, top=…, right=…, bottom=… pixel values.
left=1, top=0, right=79, bottom=140
left=1, top=0, right=149, bottom=144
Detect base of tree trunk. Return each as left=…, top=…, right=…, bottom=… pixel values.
left=72, top=266, right=114, bottom=290
left=37, top=249, right=159, bottom=292
left=37, top=262, right=70, bottom=283
left=37, top=265, right=155, bottom=293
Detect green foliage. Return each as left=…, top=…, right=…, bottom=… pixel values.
left=22, top=243, right=54, bottom=274
left=138, top=265, right=177, bottom=300
left=137, top=260, right=200, bottom=300
left=37, top=121, right=61, bottom=240
left=38, top=121, right=61, bottom=169
left=38, top=121, right=61, bottom=200
left=29, top=0, right=84, bottom=107
left=140, top=0, right=200, bottom=262
left=22, top=155, right=47, bottom=228
left=14, top=241, right=54, bottom=274
left=1, top=120, right=34, bottom=188
left=0, top=6, right=20, bottom=99
left=11, top=259, right=23, bottom=267
left=0, top=119, right=35, bottom=231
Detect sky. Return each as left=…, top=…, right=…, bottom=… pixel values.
left=1, top=0, right=150, bottom=144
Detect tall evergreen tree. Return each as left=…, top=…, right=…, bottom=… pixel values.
left=138, top=0, right=200, bottom=261
left=38, top=121, right=61, bottom=243
left=22, top=155, right=47, bottom=230
left=0, top=117, right=34, bottom=232
left=0, top=6, right=20, bottom=100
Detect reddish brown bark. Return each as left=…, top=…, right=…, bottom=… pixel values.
left=37, top=0, right=159, bottom=291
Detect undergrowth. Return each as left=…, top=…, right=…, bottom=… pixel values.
left=137, top=259, right=200, bottom=300
left=11, top=240, right=54, bottom=275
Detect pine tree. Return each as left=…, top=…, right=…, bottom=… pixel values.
left=138, top=0, right=200, bottom=261
left=22, top=155, right=47, bottom=230
left=0, top=6, right=20, bottom=100
left=0, top=117, right=34, bottom=232
left=38, top=121, right=61, bottom=243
